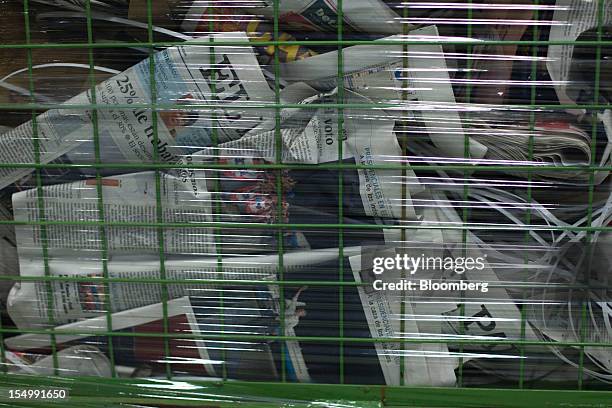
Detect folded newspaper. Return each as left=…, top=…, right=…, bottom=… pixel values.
left=0, top=32, right=275, bottom=190
left=6, top=295, right=313, bottom=381
left=0, top=25, right=477, bottom=188
left=279, top=25, right=489, bottom=160
left=467, top=115, right=601, bottom=181
left=546, top=0, right=612, bottom=179
left=0, top=200, right=17, bottom=309
left=7, top=247, right=360, bottom=329
left=345, top=203, right=548, bottom=386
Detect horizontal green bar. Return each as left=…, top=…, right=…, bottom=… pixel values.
left=0, top=375, right=610, bottom=407
left=0, top=162, right=610, bottom=172
left=0, top=274, right=608, bottom=291
left=0, top=219, right=610, bottom=233
left=1, top=327, right=610, bottom=348
left=0, top=102, right=609, bottom=111
left=0, top=39, right=611, bottom=50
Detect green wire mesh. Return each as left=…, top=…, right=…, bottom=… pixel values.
left=0, top=0, right=610, bottom=405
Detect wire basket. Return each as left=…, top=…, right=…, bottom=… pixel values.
left=0, top=0, right=611, bottom=406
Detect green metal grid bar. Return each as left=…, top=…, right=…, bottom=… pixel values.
left=22, top=0, right=59, bottom=375
left=457, top=0, right=475, bottom=387
left=272, top=0, right=287, bottom=383
left=519, top=0, right=541, bottom=389
left=208, top=2, right=229, bottom=383
left=1, top=39, right=612, bottom=49
left=84, top=0, right=117, bottom=378
left=337, top=0, right=346, bottom=385
left=2, top=327, right=612, bottom=349
left=0, top=101, right=610, bottom=110
left=1, top=218, right=612, bottom=235
left=145, top=0, right=172, bottom=380
left=1, top=375, right=610, bottom=408
left=0, top=274, right=610, bottom=291
left=399, top=2, right=409, bottom=387
left=3, top=162, right=612, bottom=172
left=578, top=0, right=607, bottom=390
left=0, top=219, right=610, bottom=233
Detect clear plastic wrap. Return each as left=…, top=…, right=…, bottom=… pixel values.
left=0, top=0, right=611, bottom=405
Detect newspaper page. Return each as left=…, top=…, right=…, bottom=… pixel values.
left=211, top=90, right=353, bottom=165
left=204, top=0, right=404, bottom=34
left=12, top=171, right=214, bottom=260
left=548, top=0, right=612, bottom=105
left=349, top=251, right=457, bottom=386
left=11, top=167, right=317, bottom=260
left=430, top=198, right=541, bottom=355
left=350, top=200, right=543, bottom=382
left=4, top=298, right=201, bottom=360
left=7, top=246, right=358, bottom=329
left=7, top=292, right=312, bottom=382
left=279, top=25, right=488, bottom=160
left=0, top=32, right=274, bottom=190
left=13, top=153, right=322, bottom=260
left=4, top=297, right=199, bottom=354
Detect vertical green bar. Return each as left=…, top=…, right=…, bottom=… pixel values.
left=272, top=0, right=286, bottom=383
left=578, top=0, right=605, bottom=390
left=457, top=0, right=475, bottom=388
left=336, top=0, right=345, bottom=385
left=146, top=0, right=172, bottom=379
left=519, top=0, right=540, bottom=389
left=84, top=0, right=116, bottom=377
left=207, top=4, right=228, bottom=381
left=22, top=0, right=59, bottom=374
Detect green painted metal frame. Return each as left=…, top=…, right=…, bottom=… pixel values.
left=1, top=375, right=611, bottom=407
